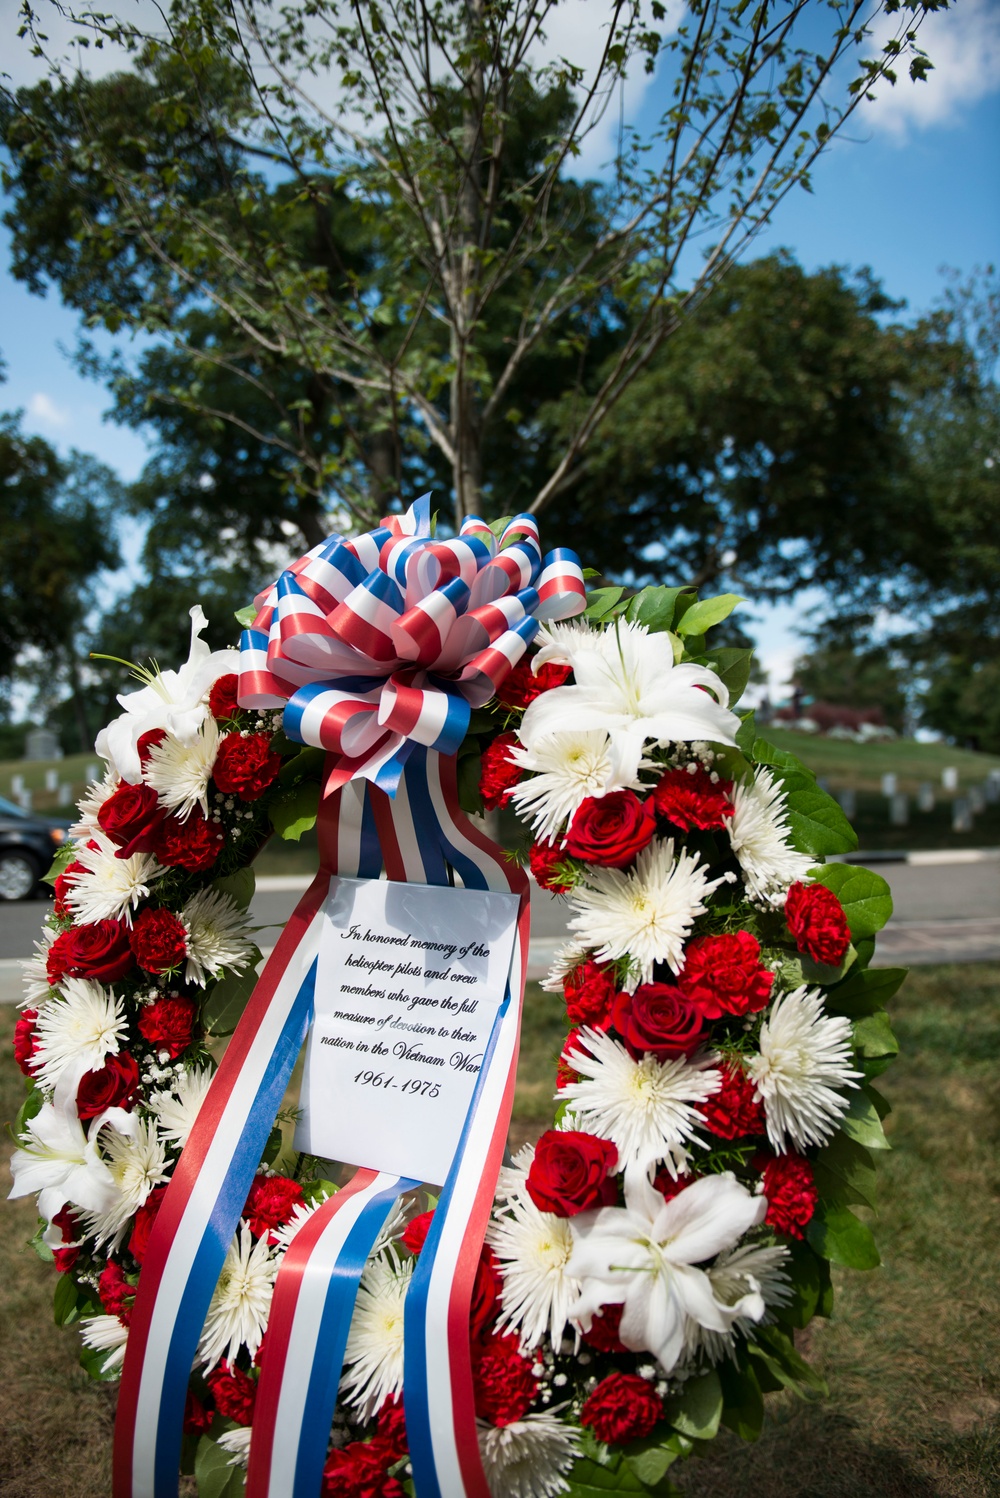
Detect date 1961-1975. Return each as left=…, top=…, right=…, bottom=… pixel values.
left=353, top=1070, right=441, bottom=1098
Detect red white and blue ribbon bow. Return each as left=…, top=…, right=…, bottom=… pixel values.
left=237, top=494, right=586, bottom=793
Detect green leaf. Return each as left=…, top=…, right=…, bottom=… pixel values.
left=277, top=746, right=325, bottom=785
left=827, top=965, right=906, bottom=1018
left=623, top=585, right=694, bottom=633
left=781, top=773, right=858, bottom=856
left=664, top=1369, right=723, bottom=1440
left=622, top=1436, right=680, bottom=1490
left=718, top=1358, right=764, bottom=1441
left=456, top=749, right=484, bottom=816
left=566, top=1453, right=649, bottom=1495
left=53, top=1273, right=82, bottom=1326
left=812, top=864, right=893, bottom=938
left=43, top=841, right=76, bottom=887
left=853, top=1010, right=899, bottom=1077
left=813, top=1133, right=879, bottom=1209
left=234, top=604, right=257, bottom=628
left=270, top=780, right=321, bottom=841
left=212, top=867, right=256, bottom=911
left=204, top=969, right=257, bottom=1036
left=674, top=593, right=744, bottom=637
left=584, top=586, right=626, bottom=620
left=736, top=710, right=757, bottom=755
left=807, top=1202, right=880, bottom=1269
left=748, top=1326, right=828, bottom=1399
left=14, top=1083, right=45, bottom=1138
left=260, top=1124, right=283, bottom=1166
left=750, top=735, right=813, bottom=776
left=776, top=1239, right=831, bottom=1328
left=79, top=1342, right=122, bottom=1382
left=195, top=1431, right=246, bottom=1498
left=840, top=1088, right=891, bottom=1150
left=702, top=646, right=754, bottom=704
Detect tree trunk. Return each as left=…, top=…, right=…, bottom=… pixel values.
left=451, top=0, right=485, bottom=526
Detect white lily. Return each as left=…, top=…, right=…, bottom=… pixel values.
left=566, top=1170, right=766, bottom=1375
left=7, top=1059, right=138, bottom=1225
left=518, top=621, right=739, bottom=781
left=95, top=606, right=238, bottom=783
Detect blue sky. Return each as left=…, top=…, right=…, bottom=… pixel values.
left=1, top=0, right=998, bottom=698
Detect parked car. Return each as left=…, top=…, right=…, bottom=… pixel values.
left=0, top=795, right=72, bottom=900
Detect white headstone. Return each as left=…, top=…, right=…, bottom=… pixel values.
left=17, top=788, right=33, bottom=811
left=86, top=763, right=100, bottom=784
left=986, top=772, right=1000, bottom=805
left=11, top=773, right=24, bottom=795
left=45, top=769, right=59, bottom=792
left=952, top=797, right=972, bottom=833
left=58, top=783, right=73, bottom=807
left=942, top=766, right=959, bottom=792
left=968, top=784, right=986, bottom=814
left=25, top=727, right=61, bottom=760
left=880, top=772, right=898, bottom=797
left=889, top=792, right=909, bottom=826
left=917, top=782, right=935, bottom=813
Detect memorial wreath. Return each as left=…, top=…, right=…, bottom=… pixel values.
left=9, top=498, right=898, bottom=1498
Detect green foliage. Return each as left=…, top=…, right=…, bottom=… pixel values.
left=664, top=1370, right=723, bottom=1440
left=195, top=1428, right=246, bottom=1498
left=269, top=780, right=321, bottom=841
left=212, top=867, right=256, bottom=911
left=813, top=1134, right=880, bottom=1210
left=812, top=865, right=893, bottom=939
left=674, top=595, right=743, bottom=639
left=807, top=1204, right=881, bottom=1270
left=779, top=773, right=858, bottom=857
left=747, top=1326, right=829, bottom=1400
left=202, top=969, right=256, bottom=1036
left=840, top=1089, right=891, bottom=1152
left=852, top=1011, right=900, bottom=1078
left=825, top=965, right=907, bottom=1018
left=793, top=635, right=908, bottom=733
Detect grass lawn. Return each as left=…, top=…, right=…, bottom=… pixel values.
left=2, top=964, right=998, bottom=1497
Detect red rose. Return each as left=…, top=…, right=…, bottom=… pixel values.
left=13, top=1008, right=40, bottom=1076
left=496, top=658, right=571, bottom=710
left=244, top=1174, right=304, bottom=1240
left=155, top=810, right=224, bottom=873
left=762, top=1153, right=819, bottom=1239
left=128, top=1184, right=168, bottom=1265
left=61, top=919, right=135, bottom=983
left=137, top=995, right=198, bottom=1057
left=528, top=840, right=572, bottom=893
left=209, top=673, right=242, bottom=721
left=478, top=733, right=521, bottom=810
left=611, top=983, right=704, bottom=1059
left=213, top=731, right=281, bottom=801
left=472, top=1331, right=537, bottom=1427
left=98, top=1259, right=136, bottom=1324
left=785, top=882, right=851, bottom=967
left=402, top=1209, right=434, bottom=1255
left=581, top=1372, right=664, bottom=1446
left=701, top=1063, right=765, bottom=1140
left=183, top=1392, right=213, bottom=1435
left=376, top=1398, right=408, bottom=1460
left=678, top=932, right=774, bottom=1020
left=206, top=1362, right=257, bottom=1426
left=652, top=765, right=734, bottom=831
left=45, top=930, right=76, bottom=987
left=581, top=1302, right=628, bottom=1353
left=98, top=781, right=167, bottom=858
left=49, top=1205, right=81, bottom=1272
left=322, top=1440, right=403, bottom=1498
left=54, top=859, right=87, bottom=917
left=137, top=728, right=167, bottom=766
left=130, top=908, right=189, bottom=975
left=77, top=1052, right=141, bottom=1120
left=564, top=960, right=619, bottom=1028
left=564, top=791, right=656, bottom=868
left=525, top=1130, right=618, bottom=1217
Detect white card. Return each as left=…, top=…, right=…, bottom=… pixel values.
left=294, top=876, right=521, bottom=1186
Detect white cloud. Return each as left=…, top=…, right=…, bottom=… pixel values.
left=26, top=391, right=70, bottom=428
left=864, top=0, right=1000, bottom=141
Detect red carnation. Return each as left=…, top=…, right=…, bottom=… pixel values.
left=478, top=733, right=521, bottom=810
left=563, top=960, right=619, bottom=1028
left=701, top=1063, right=765, bottom=1140
left=322, top=1440, right=403, bottom=1498
left=137, top=995, right=198, bottom=1057
left=49, top=1205, right=81, bottom=1272
left=496, top=658, right=571, bottom=710
left=652, top=765, right=734, bottom=831
left=99, top=1259, right=136, bottom=1324
left=244, top=1174, right=304, bottom=1241
left=678, top=932, right=774, bottom=1020
left=525, top=1129, right=618, bottom=1218
left=400, top=1210, right=498, bottom=1334
left=528, top=840, right=572, bottom=893
left=209, top=673, right=242, bottom=721
left=564, top=791, right=656, bottom=868
left=785, top=882, right=851, bottom=968
left=128, top=1185, right=168, bottom=1265
left=155, top=810, right=224, bottom=873
left=206, top=1362, right=257, bottom=1426
left=581, top=1302, right=628, bottom=1354
left=652, top=1168, right=695, bottom=1204
left=556, top=1028, right=584, bottom=1090
left=130, top=908, right=189, bottom=975
left=77, top=1052, right=141, bottom=1120
left=581, top=1372, right=664, bottom=1446
left=59, top=919, right=135, bottom=984
left=472, top=1331, right=537, bottom=1427
left=13, top=1007, right=40, bottom=1076
left=137, top=728, right=167, bottom=766
left=376, top=1398, right=408, bottom=1460
left=402, top=1209, right=434, bottom=1255
left=762, top=1153, right=819, bottom=1239
left=213, top=731, right=281, bottom=801
left=183, top=1392, right=213, bottom=1436
left=53, top=859, right=87, bottom=917
left=98, top=781, right=167, bottom=858
left=611, top=983, right=704, bottom=1059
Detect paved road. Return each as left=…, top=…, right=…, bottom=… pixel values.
left=1, top=856, right=997, bottom=1002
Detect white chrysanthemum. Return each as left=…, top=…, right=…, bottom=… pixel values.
left=726, top=767, right=814, bottom=907
left=531, top=619, right=604, bottom=672
left=748, top=986, right=861, bottom=1152
left=559, top=1028, right=720, bottom=1175
left=507, top=729, right=640, bottom=844
left=80, top=1313, right=129, bottom=1374
left=495, top=1142, right=536, bottom=1206
left=199, top=1222, right=278, bottom=1368
left=148, top=1065, right=215, bottom=1149
left=70, top=769, right=120, bottom=840
left=144, top=717, right=220, bottom=821
left=478, top=1410, right=581, bottom=1498
left=65, top=830, right=164, bottom=926
left=565, top=839, right=725, bottom=990
left=539, top=940, right=588, bottom=995
left=82, top=1117, right=170, bottom=1247
left=690, top=1241, right=792, bottom=1363
left=21, top=927, right=59, bottom=1006
left=217, top=1426, right=253, bottom=1469
left=181, top=887, right=253, bottom=986
left=32, top=979, right=127, bottom=1091
left=488, top=1192, right=578, bottom=1350
left=341, top=1248, right=411, bottom=1418
left=271, top=1192, right=332, bottom=1251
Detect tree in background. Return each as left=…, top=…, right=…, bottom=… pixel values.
left=3, top=0, right=945, bottom=532
left=792, top=623, right=908, bottom=733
